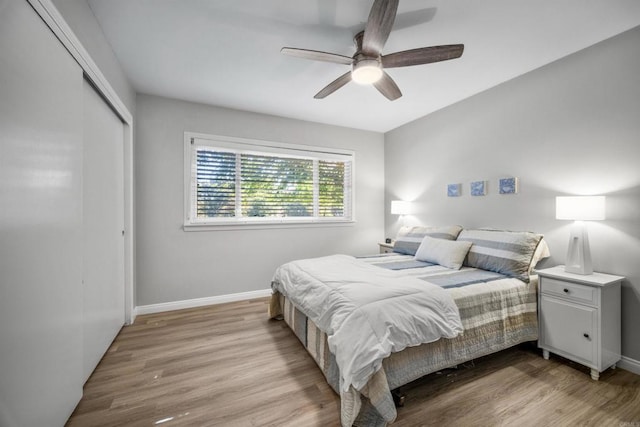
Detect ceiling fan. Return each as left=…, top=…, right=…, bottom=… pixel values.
left=281, top=0, right=464, bottom=101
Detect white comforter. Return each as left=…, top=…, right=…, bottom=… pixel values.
left=272, top=254, right=463, bottom=393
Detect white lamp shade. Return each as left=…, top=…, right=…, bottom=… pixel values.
left=556, top=196, right=605, bottom=221
left=391, top=200, right=411, bottom=215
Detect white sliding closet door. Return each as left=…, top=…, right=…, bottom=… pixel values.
left=0, top=0, right=84, bottom=425
left=82, top=79, right=125, bottom=382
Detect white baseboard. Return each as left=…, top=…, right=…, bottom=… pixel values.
left=618, top=355, right=640, bottom=376
left=134, top=289, right=272, bottom=317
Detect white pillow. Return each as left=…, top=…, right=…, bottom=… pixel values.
left=529, top=238, right=551, bottom=273
left=414, top=235, right=473, bottom=270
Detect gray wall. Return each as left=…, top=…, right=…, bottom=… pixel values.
left=51, top=0, right=136, bottom=113
left=384, top=26, right=640, bottom=360
left=135, top=94, right=384, bottom=306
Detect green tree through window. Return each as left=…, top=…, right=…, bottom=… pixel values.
left=240, top=154, right=313, bottom=217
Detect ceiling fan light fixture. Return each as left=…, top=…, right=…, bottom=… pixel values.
left=352, top=59, right=383, bottom=84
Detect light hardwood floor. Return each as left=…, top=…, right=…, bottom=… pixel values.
left=67, top=298, right=640, bottom=426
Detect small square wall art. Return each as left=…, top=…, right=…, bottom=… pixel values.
left=470, top=180, right=487, bottom=196
left=499, top=177, right=519, bottom=194
left=447, top=183, right=462, bottom=197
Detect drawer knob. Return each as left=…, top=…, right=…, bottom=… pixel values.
left=583, top=333, right=590, bottom=339
left=563, top=288, right=569, bottom=293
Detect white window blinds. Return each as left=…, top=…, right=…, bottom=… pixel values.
left=185, top=134, right=354, bottom=227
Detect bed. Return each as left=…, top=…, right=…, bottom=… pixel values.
left=269, top=227, right=549, bottom=426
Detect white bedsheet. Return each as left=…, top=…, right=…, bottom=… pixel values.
left=271, top=254, right=463, bottom=393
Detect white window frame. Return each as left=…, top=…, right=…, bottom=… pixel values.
left=183, top=132, right=356, bottom=231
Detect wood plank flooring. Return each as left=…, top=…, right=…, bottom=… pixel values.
left=67, top=298, right=640, bottom=426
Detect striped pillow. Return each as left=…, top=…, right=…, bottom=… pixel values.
left=456, top=229, right=543, bottom=282
left=393, top=225, right=463, bottom=255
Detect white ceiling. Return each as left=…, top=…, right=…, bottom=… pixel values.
left=87, top=0, right=640, bottom=133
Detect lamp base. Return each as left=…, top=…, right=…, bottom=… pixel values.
left=564, top=221, right=593, bottom=275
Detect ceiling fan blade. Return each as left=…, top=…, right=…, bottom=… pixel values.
left=281, top=47, right=352, bottom=65
left=382, top=44, right=464, bottom=68
left=362, top=0, right=399, bottom=56
left=373, top=71, right=402, bottom=100
left=314, top=72, right=352, bottom=99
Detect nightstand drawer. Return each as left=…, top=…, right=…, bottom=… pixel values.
left=378, top=242, right=394, bottom=254
left=541, top=277, right=596, bottom=305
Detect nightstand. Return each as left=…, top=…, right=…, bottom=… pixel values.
left=536, top=266, right=623, bottom=380
left=378, top=242, right=394, bottom=254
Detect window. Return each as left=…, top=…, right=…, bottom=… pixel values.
left=184, top=133, right=354, bottom=229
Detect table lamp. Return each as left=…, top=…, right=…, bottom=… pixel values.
left=391, top=200, right=410, bottom=216
left=555, top=196, right=605, bottom=275
left=391, top=200, right=411, bottom=227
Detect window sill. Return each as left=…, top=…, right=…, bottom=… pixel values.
left=183, top=219, right=356, bottom=232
